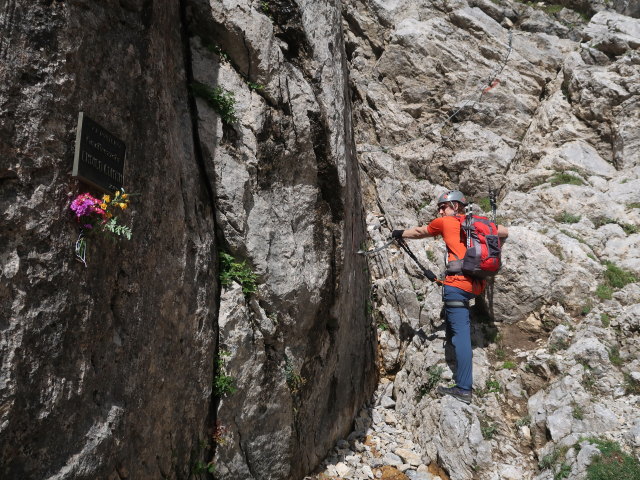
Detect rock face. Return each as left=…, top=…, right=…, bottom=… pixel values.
left=336, top=0, right=640, bottom=479
left=3, top=0, right=640, bottom=479
left=1, top=0, right=375, bottom=479
left=1, top=2, right=218, bottom=479
left=187, top=0, right=377, bottom=477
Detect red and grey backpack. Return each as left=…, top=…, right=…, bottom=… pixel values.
left=447, top=214, right=502, bottom=278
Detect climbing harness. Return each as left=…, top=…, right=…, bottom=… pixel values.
left=443, top=300, right=469, bottom=308
left=357, top=31, right=514, bottom=154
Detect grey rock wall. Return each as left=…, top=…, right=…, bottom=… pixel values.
left=186, top=0, right=376, bottom=477
left=2, top=0, right=376, bottom=479
left=339, top=0, right=640, bottom=478
left=1, top=1, right=218, bottom=479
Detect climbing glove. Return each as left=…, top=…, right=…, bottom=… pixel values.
left=391, top=229, right=404, bottom=240
left=423, top=269, right=437, bottom=282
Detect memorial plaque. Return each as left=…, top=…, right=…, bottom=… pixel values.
left=72, top=112, right=126, bottom=192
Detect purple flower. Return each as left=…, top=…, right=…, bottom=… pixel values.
left=70, top=193, right=105, bottom=220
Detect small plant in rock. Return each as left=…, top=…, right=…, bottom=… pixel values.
left=604, top=261, right=637, bottom=289
left=191, top=81, right=237, bottom=124
left=192, top=439, right=216, bottom=476
left=554, top=212, right=582, bottom=224
left=600, top=313, right=610, bottom=327
left=477, top=379, right=501, bottom=397
left=480, top=417, right=497, bottom=440
left=549, top=339, right=570, bottom=353
left=377, top=319, right=389, bottom=331
left=496, top=348, right=507, bottom=361
left=596, top=283, right=613, bottom=300
left=608, top=346, right=623, bottom=366
left=219, top=252, right=258, bottom=294
left=214, top=350, right=237, bottom=397
left=549, top=172, right=585, bottom=186
left=539, top=445, right=569, bottom=471
left=582, top=369, right=597, bottom=392
left=539, top=451, right=559, bottom=470
left=624, top=373, right=640, bottom=395
left=247, top=81, right=264, bottom=91
left=206, top=42, right=229, bottom=62
left=515, top=415, right=531, bottom=427
left=426, top=249, right=436, bottom=262
left=477, top=197, right=492, bottom=212
left=501, top=360, right=516, bottom=370
left=193, top=460, right=216, bottom=475
left=592, top=217, right=638, bottom=235
left=585, top=437, right=640, bottom=479
left=560, top=229, right=588, bottom=244
left=620, top=223, right=639, bottom=235
left=555, top=463, right=572, bottom=480
left=627, top=202, right=640, bottom=209
left=572, top=404, right=585, bottom=420
left=284, top=358, right=307, bottom=394
left=581, top=301, right=592, bottom=316
left=596, top=261, right=637, bottom=300
left=415, top=365, right=444, bottom=401
left=486, top=379, right=501, bottom=393
left=592, top=216, right=615, bottom=228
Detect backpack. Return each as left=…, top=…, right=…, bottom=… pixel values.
left=446, top=215, right=502, bottom=278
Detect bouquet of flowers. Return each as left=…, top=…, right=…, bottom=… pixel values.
left=70, top=190, right=133, bottom=266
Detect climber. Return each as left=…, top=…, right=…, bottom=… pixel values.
left=391, top=190, right=508, bottom=404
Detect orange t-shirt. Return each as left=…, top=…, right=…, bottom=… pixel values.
left=426, top=216, right=486, bottom=295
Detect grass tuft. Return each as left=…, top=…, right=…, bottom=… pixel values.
left=549, top=172, right=585, bottom=186
left=585, top=438, right=640, bottom=479
left=555, top=212, right=582, bottom=224
left=603, top=261, right=637, bottom=289
left=191, top=81, right=237, bottom=124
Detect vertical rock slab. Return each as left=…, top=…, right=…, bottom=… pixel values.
left=186, top=0, right=377, bottom=477
left=0, top=1, right=217, bottom=479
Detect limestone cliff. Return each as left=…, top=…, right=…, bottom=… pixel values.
left=2, top=0, right=640, bottom=479
left=321, top=0, right=640, bottom=479
left=1, top=1, right=375, bottom=479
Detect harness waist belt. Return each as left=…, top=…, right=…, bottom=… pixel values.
left=444, top=300, right=469, bottom=308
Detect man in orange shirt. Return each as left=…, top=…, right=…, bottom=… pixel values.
left=392, top=190, right=508, bottom=404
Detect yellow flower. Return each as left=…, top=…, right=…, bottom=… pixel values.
left=102, top=195, right=111, bottom=203
left=100, top=203, right=108, bottom=210
left=119, top=203, right=127, bottom=210
left=106, top=212, right=113, bottom=218
left=121, top=194, right=128, bottom=199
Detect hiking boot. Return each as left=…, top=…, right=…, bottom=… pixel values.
left=437, top=386, right=472, bottom=404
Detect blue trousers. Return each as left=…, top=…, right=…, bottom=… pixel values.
left=443, top=285, right=476, bottom=391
